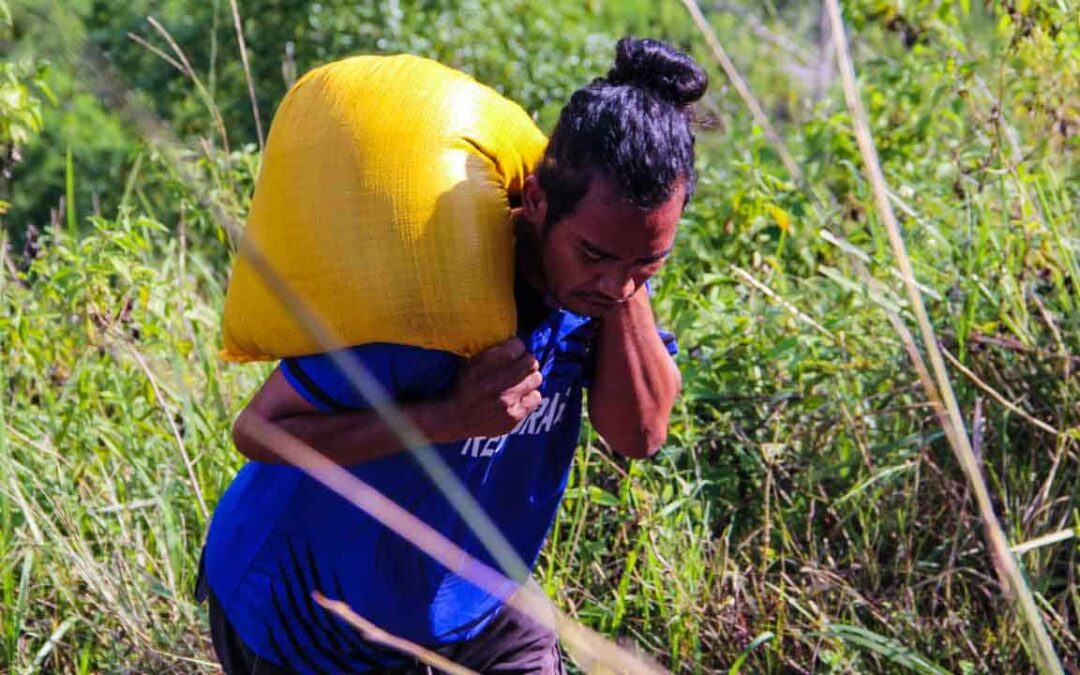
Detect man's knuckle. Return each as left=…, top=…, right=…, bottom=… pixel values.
left=506, top=338, right=526, bottom=358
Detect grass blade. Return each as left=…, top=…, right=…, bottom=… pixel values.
left=728, top=631, right=774, bottom=674
left=64, top=146, right=75, bottom=234
left=817, top=624, right=948, bottom=675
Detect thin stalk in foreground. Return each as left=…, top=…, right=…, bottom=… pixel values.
left=824, top=1, right=1063, bottom=671
left=313, top=594, right=479, bottom=675
left=242, top=413, right=665, bottom=675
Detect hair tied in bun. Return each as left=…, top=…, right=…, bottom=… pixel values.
left=606, top=36, right=708, bottom=108
left=537, top=36, right=707, bottom=224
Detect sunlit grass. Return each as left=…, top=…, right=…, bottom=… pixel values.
left=1, top=0, right=1078, bottom=672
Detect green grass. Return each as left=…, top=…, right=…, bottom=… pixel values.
left=1, top=0, right=1078, bottom=672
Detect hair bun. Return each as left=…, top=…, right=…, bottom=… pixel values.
left=607, top=37, right=708, bottom=107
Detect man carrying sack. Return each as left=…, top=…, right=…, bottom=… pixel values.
left=200, top=37, right=707, bottom=673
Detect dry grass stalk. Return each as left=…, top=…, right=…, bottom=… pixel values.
left=731, top=265, right=834, bottom=339
left=227, top=0, right=264, bottom=152
left=824, top=0, right=1063, bottom=671
left=124, top=16, right=227, bottom=153
left=678, top=0, right=805, bottom=184
left=124, top=344, right=209, bottom=520
left=125, top=31, right=184, bottom=74
left=141, top=17, right=230, bottom=153
left=939, top=347, right=1061, bottom=437
left=313, top=594, right=480, bottom=675
left=1011, top=529, right=1076, bottom=557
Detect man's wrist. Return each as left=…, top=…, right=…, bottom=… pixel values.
left=412, top=398, right=464, bottom=445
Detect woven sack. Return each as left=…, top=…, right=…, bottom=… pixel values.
left=221, top=54, right=547, bottom=362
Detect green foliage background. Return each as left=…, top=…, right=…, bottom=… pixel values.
left=1, top=0, right=1078, bottom=672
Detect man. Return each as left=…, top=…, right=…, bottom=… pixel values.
left=201, top=37, right=707, bottom=673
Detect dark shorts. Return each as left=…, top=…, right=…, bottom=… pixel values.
left=204, top=587, right=565, bottom=674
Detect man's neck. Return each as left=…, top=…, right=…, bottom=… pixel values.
left=513, top=214, right=556, bottom=307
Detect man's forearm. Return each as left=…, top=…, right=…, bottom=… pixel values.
left=587, top=288, right=681, bottom=459
left=234, top=399, right=461, bottom=465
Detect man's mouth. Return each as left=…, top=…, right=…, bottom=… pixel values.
left=578, top=293, right=618, bottom=307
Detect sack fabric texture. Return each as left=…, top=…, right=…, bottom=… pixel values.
left=221, top=54, right=548, bottom=361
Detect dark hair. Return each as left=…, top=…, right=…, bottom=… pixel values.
left=536, top=37, right=707, bottom=229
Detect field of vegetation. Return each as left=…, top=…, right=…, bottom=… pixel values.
left=1, top=0, right=1077, bottom=672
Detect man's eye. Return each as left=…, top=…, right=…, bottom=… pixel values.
left=581, top=247, right=604, bottom=262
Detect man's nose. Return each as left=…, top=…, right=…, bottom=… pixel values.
left=597, top=271, right=637, bottom=302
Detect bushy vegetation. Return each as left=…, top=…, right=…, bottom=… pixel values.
left=1, top=0, right=1077, bottom=672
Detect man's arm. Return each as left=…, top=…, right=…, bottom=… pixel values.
left=587, top=287, right=682, bottom=459
left=233, top=338, right=544, bottom=465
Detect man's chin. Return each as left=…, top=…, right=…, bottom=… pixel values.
left=562, top=297, right=620, bottom=318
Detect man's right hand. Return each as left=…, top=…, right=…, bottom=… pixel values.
left=440, top=337, right=543, bottom=439
left=232, top=338, right=543, bottom=465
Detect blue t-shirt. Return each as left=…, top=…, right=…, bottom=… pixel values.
left=204, top=286, right=677, bottom=672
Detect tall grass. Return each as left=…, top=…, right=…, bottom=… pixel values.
left=826, top=0, right=1060, bottom=668
left=1, top=0, right=1078, bottom=672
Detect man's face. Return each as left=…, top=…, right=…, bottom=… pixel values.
left=533, top=175, right=683, bottom=318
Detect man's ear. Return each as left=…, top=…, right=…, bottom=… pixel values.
left=519, top=174, right=548, bottom=228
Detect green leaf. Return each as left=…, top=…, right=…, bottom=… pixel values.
left=586, top=486, right=620, bottom=507
left=728, top=631, right=774, bottom=674
left=812, top=624, right=949, bottom=675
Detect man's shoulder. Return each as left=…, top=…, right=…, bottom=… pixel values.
left=282, top=343, right=461, bottom=412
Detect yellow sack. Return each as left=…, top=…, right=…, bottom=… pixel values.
left=221, top=55, right=547, bottom=362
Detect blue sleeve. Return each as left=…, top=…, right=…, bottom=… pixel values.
left=280, top=343, right=462, bottom=412
left=647, top=280, right=679, bottom=357
left=657, top=328, right=679, bottom=358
